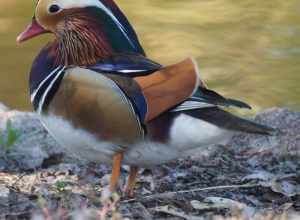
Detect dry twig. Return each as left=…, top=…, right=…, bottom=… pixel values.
left=123, top=183, right=261, bottom=203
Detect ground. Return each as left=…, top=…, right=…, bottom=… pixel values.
left=0, top=107, right=299, bottom=220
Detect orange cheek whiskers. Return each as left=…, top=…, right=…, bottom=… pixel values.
left=52, top=15, right=114, bottom=66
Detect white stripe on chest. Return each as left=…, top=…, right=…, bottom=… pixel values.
left=31, top=66, right=65, bottom=114
left=37, top=67, right=66, bottom=114
left=31, top=66, right=63, bottom=103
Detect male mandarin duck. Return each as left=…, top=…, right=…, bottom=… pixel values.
left=17, top=0, right=274, bottom=196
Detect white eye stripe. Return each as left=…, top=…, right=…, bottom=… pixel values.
left=51, top=0, right=103, bottom=9
left=48, top=0, right=136, bottom=49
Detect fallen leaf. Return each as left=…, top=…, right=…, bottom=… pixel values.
left=191, top=200, right=213, bottom=210
left=270, top=180, right=299, bottom=197
left=242, top=171, right=275, bottom=182
left=191, top=197, right=247, bottom=211
left=191, top=197, right=258, bottom=219
left=154, top=205, right=203, bottom=220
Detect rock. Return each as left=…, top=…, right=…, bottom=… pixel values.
left=0, top=111, right=61, bottom=170
left=0, top=185, right=10, bottom=206
left=0, top=103, right=9, bottom=114
left=0, top=159, right=8, bottom=171
left=0, top=185, right=9, bottom=198
left=228, top=108, right=300, bottom=157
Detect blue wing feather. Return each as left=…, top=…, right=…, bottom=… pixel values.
left=87, top=53, right=162, bottom=77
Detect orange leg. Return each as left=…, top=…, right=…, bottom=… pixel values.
left=124, top=166, right=139, bottom=197
left=109, top=152, right=124, bottom=192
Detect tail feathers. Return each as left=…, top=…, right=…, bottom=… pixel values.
left=185, top=107, right=276, bottom=135
left=192, top=88, right=252, bottom=109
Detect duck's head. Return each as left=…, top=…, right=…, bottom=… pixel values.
left=17, top=0, right=145, bottom=66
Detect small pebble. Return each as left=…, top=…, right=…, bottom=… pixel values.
left=0, top=159, right=8, bottom=171
left=0, top=185, right=9, bottom=198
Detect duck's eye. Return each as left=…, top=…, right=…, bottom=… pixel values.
left=48, top=4, right=61, bottom=13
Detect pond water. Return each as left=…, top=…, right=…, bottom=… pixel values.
left=0, top=0, right=299, bottom=112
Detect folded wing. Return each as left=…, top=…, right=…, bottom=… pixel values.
left=47, top=67, right=145, bottom=145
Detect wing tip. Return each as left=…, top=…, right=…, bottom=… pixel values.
left=263, top=126, right=283, bottom=136
left=226, top=98, right=252, bottom=109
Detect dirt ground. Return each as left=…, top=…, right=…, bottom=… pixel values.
left=1, top=146, right=300, bottom=219
left=0, top=108, right=300, bottom=219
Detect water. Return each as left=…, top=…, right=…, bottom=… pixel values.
left=0, top=0, right=299, bottom=112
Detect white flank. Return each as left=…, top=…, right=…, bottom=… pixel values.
left=40, top=114, right=120, bottom=164
left=40, top=113, right=232, bottom=167
left=169, top=114, right=232, bottom=151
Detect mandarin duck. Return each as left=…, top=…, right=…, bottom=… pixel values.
left=17, top=0, right=274, bottom=197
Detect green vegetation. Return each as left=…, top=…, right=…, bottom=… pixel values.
left=0, top=119, right=20, bottom=153
left=54, top=181, right=68, bottom=192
